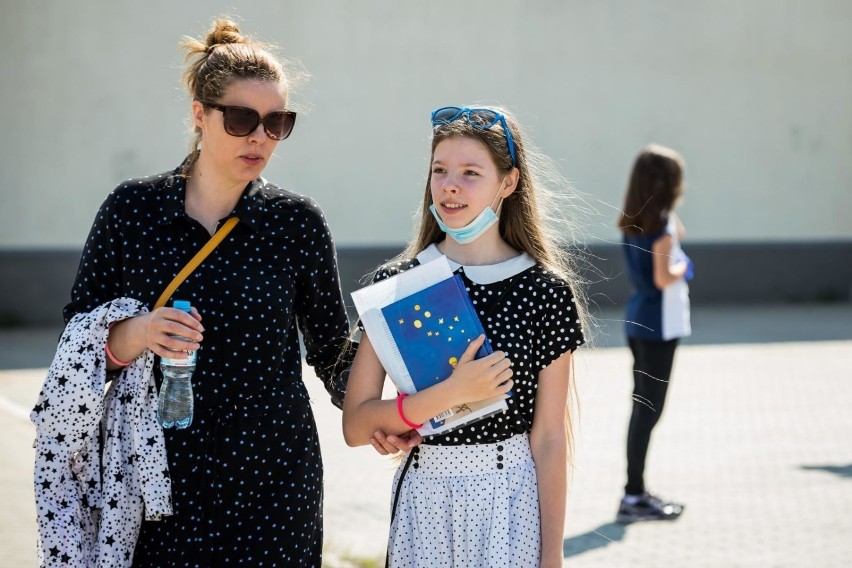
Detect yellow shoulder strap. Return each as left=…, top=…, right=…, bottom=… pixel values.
left=154, top=216, right=240, bottom=309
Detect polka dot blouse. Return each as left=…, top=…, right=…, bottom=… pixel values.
left=371, top=244, right=585, bottom=447
left=64, top=161, right=352, bottom=566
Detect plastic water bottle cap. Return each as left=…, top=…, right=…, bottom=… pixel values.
left=172, top=300, right=192, bottom=313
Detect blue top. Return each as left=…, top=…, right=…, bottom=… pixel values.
left=622, top=219, right=691, bottom=341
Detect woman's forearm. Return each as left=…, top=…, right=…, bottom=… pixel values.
left=105, top=315, right=149, bottom=369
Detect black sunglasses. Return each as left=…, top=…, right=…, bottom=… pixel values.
left=199, top=100, right=297, bottom=140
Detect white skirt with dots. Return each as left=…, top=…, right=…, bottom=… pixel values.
left=387, top=433, right=540, bottom=568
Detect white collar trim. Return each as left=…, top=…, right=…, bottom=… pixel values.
left=416, top=243, right=536, bottom=285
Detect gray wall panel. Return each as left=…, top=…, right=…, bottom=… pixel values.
left=3, top=243, right=849, bottom=326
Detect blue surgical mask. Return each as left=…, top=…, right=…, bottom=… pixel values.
left=430, top=184, right=504, bottom=245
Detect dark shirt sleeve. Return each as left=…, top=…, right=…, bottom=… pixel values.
left=293, top=202, right=355, bottom=409
left=63, top=192, right=124, bottom=323
left=535, top=274, right=586, bottom=370
left=355, top=267, right=394, bottom=333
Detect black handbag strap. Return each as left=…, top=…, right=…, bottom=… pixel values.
left=386, top=448, right=417, bottom=567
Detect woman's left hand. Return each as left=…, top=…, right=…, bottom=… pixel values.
left=370, top=430, right=423, bottom=455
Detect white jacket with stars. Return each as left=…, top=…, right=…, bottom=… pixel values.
left=31, top=298, right=172, bottom=567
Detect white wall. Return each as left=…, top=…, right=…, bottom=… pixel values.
left=2, top=1, right=850, bottom=249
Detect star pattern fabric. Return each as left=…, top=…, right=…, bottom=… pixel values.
left=31, top=298, right=171, bottom=567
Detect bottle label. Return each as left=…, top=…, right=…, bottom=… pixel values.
left=162, top=334, right=197, bottom=367
left=162, top=356, right=195, bottom=367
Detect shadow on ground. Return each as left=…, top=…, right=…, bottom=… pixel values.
left=800, top=463, right=852, bottom=479
left=563, top=522, right=628, bottom=558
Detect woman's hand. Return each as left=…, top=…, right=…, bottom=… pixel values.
left=442, top=335, right=513, bottom=407
left=107, top=306, right=204, bottom=365
left=143, top=306, right=204, bottom=359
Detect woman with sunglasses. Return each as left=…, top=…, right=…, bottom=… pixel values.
left=50, top=18, right=412, bottom=567
left=342, top=105, right=588, bottom=567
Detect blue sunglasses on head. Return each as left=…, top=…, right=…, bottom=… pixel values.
left=430, top=106, right=517, bottom=167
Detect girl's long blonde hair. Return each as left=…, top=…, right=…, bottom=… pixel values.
left=383, top=105, right=592, bottom=459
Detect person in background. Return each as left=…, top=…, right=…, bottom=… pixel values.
left=343, top=105, right=587, bottom=568
left=615, top=143, right=692, bottom=523
left=46, top=18, right=411, bottom=567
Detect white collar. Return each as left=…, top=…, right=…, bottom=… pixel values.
left=416, top=243, right=536, bottom=285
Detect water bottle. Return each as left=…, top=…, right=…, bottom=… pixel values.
left=157, top=300, right=197, bottom=429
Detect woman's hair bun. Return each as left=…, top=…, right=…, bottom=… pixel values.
left=205, top=18, right=246, bottom=50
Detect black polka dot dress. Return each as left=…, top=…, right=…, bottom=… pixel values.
left=375, top=244, right=585, bottom=567
left=63, top=162, right=352, bottom=567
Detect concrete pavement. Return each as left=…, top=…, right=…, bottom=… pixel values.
left=1, top=304, right=851, bottom=567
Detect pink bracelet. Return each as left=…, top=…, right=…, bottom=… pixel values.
left=396, top=393, right=423, bottom=430
left=105, top=340, right=132, bottom=367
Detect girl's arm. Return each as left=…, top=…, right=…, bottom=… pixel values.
left=342, top=333, right=514, bottom=447
left=652, top=234, right=688, bottom=289
left=530, top=350, right=573, bottom=568
left=671, top=211, right=686, bottom=240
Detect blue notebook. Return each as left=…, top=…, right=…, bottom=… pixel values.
left=381, top=274, right=495, bottom=429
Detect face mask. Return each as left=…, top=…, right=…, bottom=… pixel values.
left=430, top=183, right=504, bottom=245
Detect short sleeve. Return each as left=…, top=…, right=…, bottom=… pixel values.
left=534, top=273, right=585, bottom=370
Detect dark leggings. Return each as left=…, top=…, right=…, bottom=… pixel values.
left=625, top=336, right=679, bottom=496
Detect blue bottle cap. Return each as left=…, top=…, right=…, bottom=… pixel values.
left=172, top=300, right=192, bottom=313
